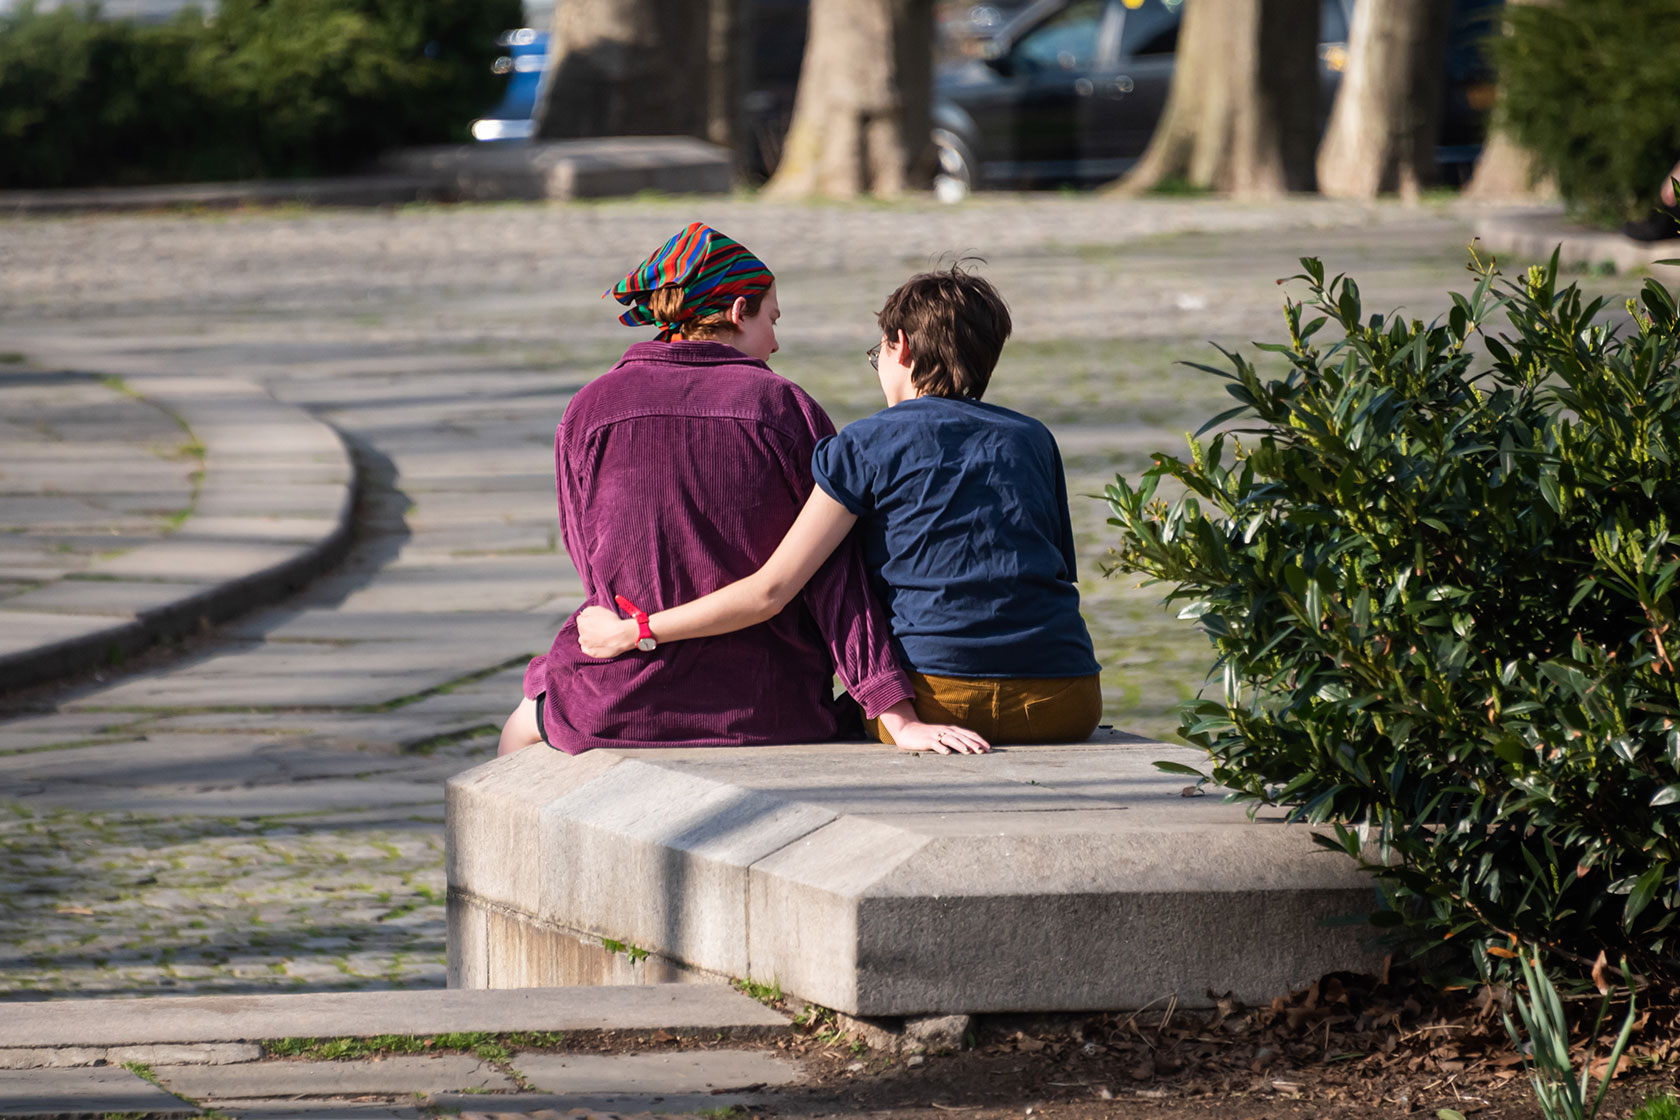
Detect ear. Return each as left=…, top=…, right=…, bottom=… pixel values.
left=895, top=329, right=914, bottom=371
left=728, top=296, right=750, bottom=328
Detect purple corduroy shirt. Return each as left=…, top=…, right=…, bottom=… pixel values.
left=524, top=340, right=914, bottom=753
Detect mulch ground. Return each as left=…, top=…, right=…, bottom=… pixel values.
left=570, top=969, right=1680, bottom=1119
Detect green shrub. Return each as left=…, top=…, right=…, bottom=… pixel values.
left=0, top=0, right=517, bottom=188
left=1497, top=0, right=1680, bottom=225
left=1634, top=1096, right=1680, bottom=1120
left=1106, top=251, right=1680, bottom=981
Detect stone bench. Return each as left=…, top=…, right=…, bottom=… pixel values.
left=445, top=729, right=1383, bottom=1017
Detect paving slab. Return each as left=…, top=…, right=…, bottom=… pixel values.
left=156, top=1054, right=513, bottom=1100
left=511, top=1050, right=801, bottom=1095
left=0, top=1066, right=195, bottom=1118
left=447, top=733, right=1383, bottom=1015
left=0, top=986, right=787, bottom=1049
left=199, top=1104, right=427, bottom=1119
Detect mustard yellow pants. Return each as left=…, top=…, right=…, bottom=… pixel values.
left=869, top=671, right=1103, bottom=746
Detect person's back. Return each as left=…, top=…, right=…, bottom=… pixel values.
left=532, top=339, right=907, bottom=750
left=814, top=394, right=1097, bottom=681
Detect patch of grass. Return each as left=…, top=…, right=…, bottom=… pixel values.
left=265, top=1030, right=570, bottom=1062
left=600, top=937, right=649, bottom=963
left=0, top=351, right=26, bottom=364
left=375, top=883, right=440, bottom=922
left=1634, top=1096, right=1680, bottom=1120
left=403, top=724, right=499, bottom=756
left=698, top=1107, right=752, bottom=1120
left=360, top=654, right=536, bottom=713
left=120, top=1060, right=160, bottom=1086
left=1147, top=175, right=1210, bottom=197
left=99, top=374, right=138, bottom=398
left=732, top=976, right=783, bottom=1005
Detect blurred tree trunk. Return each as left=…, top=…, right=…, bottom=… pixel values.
left=1464, top=0, right=1555, bottom=201
left=1317, top=0, right=1450, bottom=199
left=1119, top=0, right=1319, bottom=197
left=765, top=0, right=935, bottom=199
left=533, top=0, right=743, bottom=152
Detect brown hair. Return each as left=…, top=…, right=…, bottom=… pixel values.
left=648, top=284, right=766, bottom=342
left=877, top=261, right=1011, bottom=400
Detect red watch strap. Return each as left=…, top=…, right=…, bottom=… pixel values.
left=614, top=595, right=654, bottom=644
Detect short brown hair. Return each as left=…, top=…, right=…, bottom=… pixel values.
left=649, top=284, right=766, bottom=342
left=877, top=262, right=1012, bottom=400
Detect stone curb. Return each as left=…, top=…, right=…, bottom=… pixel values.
left=0, top=373, right=357, bottom=695
left=0, top=986, right=788, bottom=1061
left=1473, top=206, right=1680, bottom=274
left=0, top=137, right=732, bottom=215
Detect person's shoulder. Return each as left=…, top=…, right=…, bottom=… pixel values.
left=968, top=399, right=1057, bottom=443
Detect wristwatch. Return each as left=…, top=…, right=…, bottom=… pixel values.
left=614, top=595, right=658, bottom=652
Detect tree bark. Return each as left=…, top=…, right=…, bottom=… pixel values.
left=533, top=0, right=743, bottom=146
left=764, top=0, right=935, bottom=200
left=1316, top=0, right=1450, bottom=200
left=1119, top=0, right=1319, bottom=198
left=1463, top=0, right=1555, bottom=201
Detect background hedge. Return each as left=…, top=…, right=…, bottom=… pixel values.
left=1497, top=0, right=1680, bottom=225
left=0, top=0, right=519, bottom=189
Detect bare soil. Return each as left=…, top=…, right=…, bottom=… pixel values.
left=553, top=970, right=1680, bottom=1120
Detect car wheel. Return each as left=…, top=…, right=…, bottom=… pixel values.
left=933, top=127, right=977, bottom=202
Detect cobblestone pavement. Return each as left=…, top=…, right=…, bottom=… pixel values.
left=0, top=194, right=1629, bottom=1000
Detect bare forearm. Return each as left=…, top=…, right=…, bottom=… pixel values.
left=577, top=489, right=860, bottom=658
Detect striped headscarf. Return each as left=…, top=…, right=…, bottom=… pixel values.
left=606, top=222, right=774, bottom=339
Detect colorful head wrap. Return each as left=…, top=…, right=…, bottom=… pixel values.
left=605, top=222, right=774, bottom=339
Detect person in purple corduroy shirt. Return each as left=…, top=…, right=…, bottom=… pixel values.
left=497, top=223, right=977, bottom=756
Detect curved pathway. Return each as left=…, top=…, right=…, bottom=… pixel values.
left=0, top=195, right=1583, bottom=1000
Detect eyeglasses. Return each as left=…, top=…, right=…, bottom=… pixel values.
left=867, top=343, right=881, bottom=371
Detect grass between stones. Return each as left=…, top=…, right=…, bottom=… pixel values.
left=0, top=801, right=453, bottom=1000
left=264, top=1031, right=567, bottom=1062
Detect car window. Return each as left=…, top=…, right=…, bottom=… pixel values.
left=1117, top=0, right=1180, bottom=58
left=1013, top=0, right=1106, bottom=71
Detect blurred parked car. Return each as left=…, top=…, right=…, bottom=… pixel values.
left=472, top=26, right=548, bottom=142
left=470, top=0, right=808, bottom=179
left=931, top=0, right=1500, bottom=192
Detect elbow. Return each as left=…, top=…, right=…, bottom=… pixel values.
left=748, top=581, right=795, bottom=625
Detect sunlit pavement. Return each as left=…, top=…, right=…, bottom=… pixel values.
left=0, top=193, right=1604, bottom=1002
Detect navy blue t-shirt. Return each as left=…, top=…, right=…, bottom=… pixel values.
left=811, top=396, right=1101, bottom=679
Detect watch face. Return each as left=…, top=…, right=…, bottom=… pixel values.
left=636, top=637, right=657, bottom=652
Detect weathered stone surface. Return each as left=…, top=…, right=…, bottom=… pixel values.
left=0, top=1066, right=195, bottom=1117
left=107, top=1042, right=264, bottom=1067
left=0, top=1048, right=107, bottom=1071
left=447, top=736, right=1382, bottom=1015
left=0, top=987, right=786, bottom=1049
left=155, top=1055, right=512, bottom=1100
left=382, top=138, right=732, bottom=202
left=511, top=1050, right=802, bottom=1094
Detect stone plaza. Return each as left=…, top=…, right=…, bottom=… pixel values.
left=0, top=192, right=1630, bottom=1114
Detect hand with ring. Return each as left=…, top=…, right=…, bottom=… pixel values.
left=897, top=720, right=990, bottom=754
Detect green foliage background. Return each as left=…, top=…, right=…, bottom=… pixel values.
left=1107, top=252, right=1680, bottom=982
left=0, top=0, right=519, bottom=188
left=1497, top=0, right=1680, bottom=225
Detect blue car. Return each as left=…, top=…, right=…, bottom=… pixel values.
left=471, top=27, right=549, bottom=142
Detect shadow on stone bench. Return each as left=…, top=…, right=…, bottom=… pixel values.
left=445, top=728, right=1382, bottom=1019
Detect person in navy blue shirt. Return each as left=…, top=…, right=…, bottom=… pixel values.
left=577, top=263, right=1102, bottom=751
